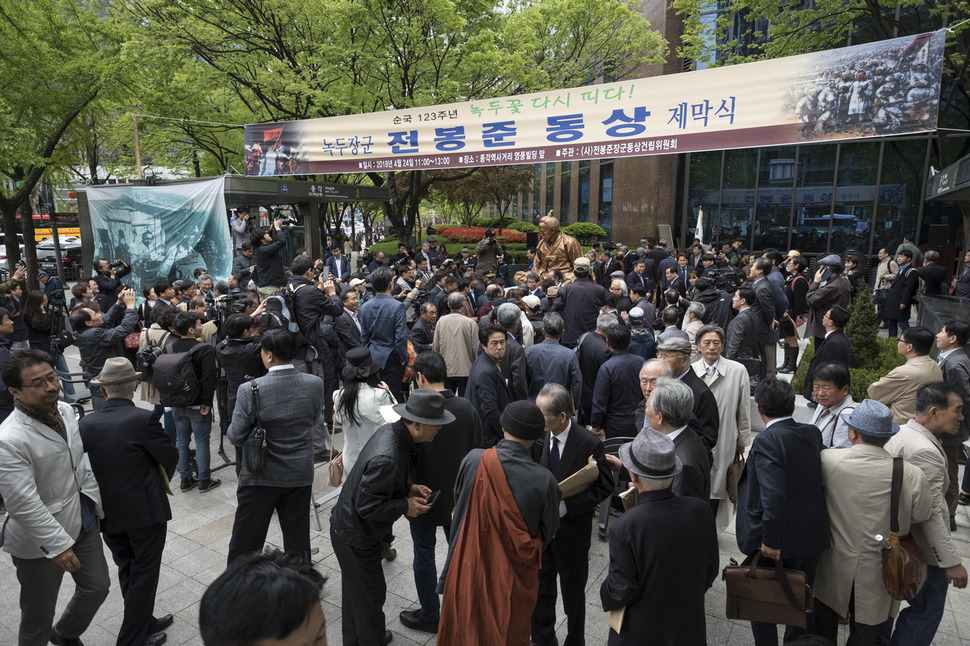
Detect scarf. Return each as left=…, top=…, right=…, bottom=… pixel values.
left=15, top=399, right=66, bottom=440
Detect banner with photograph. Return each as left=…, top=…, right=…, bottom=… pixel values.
left=244, top=31, right=945, bottom=175
left=86, top=177, right=231, bottom=301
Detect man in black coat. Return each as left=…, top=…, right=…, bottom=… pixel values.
left=749, top=258, right=778, bottom=378
left=600, top=429, right=718, bottom=646
left=644, top=378, right=711, bottom=501
left=80, top=358, right=178, bottom=646
left=333, top=289, right=362, bottom=371
left=400, top=352, right=482, bottom=634
left=657, top=337, right=718, bottom=465
left=531, top=384, right=613, bottom=646
left=92, top=257, right=132, bottom=314
left=726, top=287, right=762, bottom=361
left=466, top=326, right=514, bottom=448
left=802, top=305, right=852, bottom=402
left=251, top=219, right=287, bottom=299
left=917, top=249, right=947, bottom=295
left=552, top=257, right=606, bottom=347
left=409, top=302, right=436, bottom=354
left=737, top=378, right=829, bottom=645
left=954, top=250, right=970, bottom=299
left=884, top=248, right=920, bottom=338
left=576, top=314, right=617, bottom=426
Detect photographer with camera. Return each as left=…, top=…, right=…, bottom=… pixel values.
left=230, top=207, right=251, bottom=253
left=71, top=287, right=139, bottom=410
left=93, top=257, right=131, bottom=313
left=475, top=228, right=504, bottom=274
left=251, top=218, right=287, bottom=301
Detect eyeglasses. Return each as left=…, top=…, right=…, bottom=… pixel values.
left=22, top=373, right=60, bottom=389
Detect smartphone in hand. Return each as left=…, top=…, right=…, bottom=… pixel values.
left=425, top=490, right=441, bottom=507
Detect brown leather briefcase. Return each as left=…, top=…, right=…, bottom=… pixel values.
left=723, top=550, right=813, bottom=628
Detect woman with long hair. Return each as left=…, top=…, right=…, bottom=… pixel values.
left=22, top=289, right=51, bottom=352
left=333, top=347, right=397, bottom=477
left=779, top=254, right=810, bottom=374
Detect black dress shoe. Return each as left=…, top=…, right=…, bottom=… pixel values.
left=49, top=631, right=84, bottom=646
left=951, top=517, right=957, bottom=532
left=149, top=615, right=173, bottom=634
left=959, top=492, right=970, bottom=506
left=145, top=633, right=167, bottom=646
left=384, top=630, right=393, bottom=644
left=399, top=609, right=439, bottom=633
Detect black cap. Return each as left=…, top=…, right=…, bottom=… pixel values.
left=500, top=401, right=545, bottom=441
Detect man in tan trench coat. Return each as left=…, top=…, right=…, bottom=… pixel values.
left=814, top=399, right=934, bottom=645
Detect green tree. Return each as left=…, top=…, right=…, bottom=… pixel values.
left=672, top=0, right=970, bottom=250
left=0, top=0, right=124, bottom=281
left=845, top=281, right=881, bottom=368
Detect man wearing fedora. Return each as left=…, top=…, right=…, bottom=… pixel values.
left=437, top=400, right=561, bottom=646
left=226, top=329, right=326, bottom=564
left=80, top=357, right=178, bottom=646
left=813, top=399, right=935, bottom=645
left=330, top=388, right=454, bottom=646
left=599, top=429, right=718, bottom=645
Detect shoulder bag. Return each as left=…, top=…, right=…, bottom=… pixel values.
left=241, top=382, right=267, bottom=475
left=723, top=549, right=813, bottom=628
left=881, top=457, right=927, bottom=600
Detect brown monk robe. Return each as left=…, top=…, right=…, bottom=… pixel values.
left=515, top=212, right=583, bottom=285
left=437, top=402, right=561, bottom=646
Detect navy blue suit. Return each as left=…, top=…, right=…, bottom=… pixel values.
left=359, top=293, right=409, bottom=400
left=325, top=254, right=351, bottom=283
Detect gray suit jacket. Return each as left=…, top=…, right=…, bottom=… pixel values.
left=941, top=349, right=970, bottom=444
left=228, top=366, right=326, bottom=488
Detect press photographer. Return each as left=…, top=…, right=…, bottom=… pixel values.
left=93, top=257, right=131, bottom=313
left=475, top=228, right=504, bottom=274
left=71, top=287, right=139, bottom=410
left=250, top=217, right=287, bottom=300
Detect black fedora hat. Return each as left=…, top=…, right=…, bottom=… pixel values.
left=392, top=389, right=456, bottom=426
left=342, top=347, right=379, bottom=381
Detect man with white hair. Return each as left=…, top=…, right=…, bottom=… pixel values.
left=644, top=378, right=710, bottom=501
left=681, top=301, right=706, bottom=362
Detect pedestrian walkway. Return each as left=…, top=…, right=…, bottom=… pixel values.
left=1, top=343, right=968, bottom=645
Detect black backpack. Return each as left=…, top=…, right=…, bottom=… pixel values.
left=137, top=330, right=171, bottom=380
left=152, top=343, right=202, bottom=407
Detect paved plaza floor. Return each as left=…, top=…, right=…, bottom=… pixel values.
left=1, top=342, right=969, bottom=645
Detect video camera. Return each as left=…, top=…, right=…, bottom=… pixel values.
left=706, top=267, right=742, bottom=293
left=205, top=293, right=250, bottom=337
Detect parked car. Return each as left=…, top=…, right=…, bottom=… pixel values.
left=37, top=236, right=83, bottom=281
left=0, top=233, right=25, bottom=281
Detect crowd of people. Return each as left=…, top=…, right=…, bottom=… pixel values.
left=0, top=210, right=969, bottom=646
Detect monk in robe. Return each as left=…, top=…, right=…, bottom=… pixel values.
left=437, top=401, right=561, bottom=646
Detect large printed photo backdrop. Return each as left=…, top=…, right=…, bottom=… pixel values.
left=86, top=177, right=231, bottom=301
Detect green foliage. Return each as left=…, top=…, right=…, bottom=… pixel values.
left=562, top=222, right=607, bottom=244
left=845, top=282, right=881, bottom=369
left=791, top=341, right=815, bottom=395
left=505, top=220, right=539, bottom=233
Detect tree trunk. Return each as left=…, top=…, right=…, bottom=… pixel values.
left=19, top=201, right=40, bottom=292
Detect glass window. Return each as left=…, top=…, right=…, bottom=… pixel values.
left=791, top=143, right=837, bottom=254
left=831, top=141, right=879, bottom=255
left=578, top=160, right=591, bottom=222
left=873, top=138, right=927, bottom=256
left=598, top=161, right=613, bottom=238
left=545, top=163, right=555, bottom=217
left=560, top=162, right=571, bottom=224
left=921, top=134, right=970, bottom=253
left=533, top=165, right=543, bottom=220
left=721, top=148, right=758, bottom=249
left=686, top=151, right=721, bottom=246
left=756, top=146, right=797, bottom=251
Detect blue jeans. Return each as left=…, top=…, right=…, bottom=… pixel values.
left=152, top=405, right=175, bottom=440
left=173, top=407, right=212, bottom=481
left=53, top=352, right=74, bottom=396
left=409, top=522, right=450, bottom=621
left=887, top=317, right=910, bottom=338
left=890, top=564, right=948, bottom=646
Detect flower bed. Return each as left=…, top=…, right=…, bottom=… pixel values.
left=436, top=227, right=526, bottom=244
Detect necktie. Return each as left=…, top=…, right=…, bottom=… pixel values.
left=706, top=364, right=715, bottom=378
left=549, top=435, right=560, bottom=475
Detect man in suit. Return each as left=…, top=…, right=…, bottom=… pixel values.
left=359, top=267, right=409, bottom=402
left=884, top=249, right=920, bottom=338
left=665, top=265, right=686, bottom=298
left=325, top=245, right=351, bottom=284
left=577, top=312, right=617, bottom=425
left=738, top=378, right=830, bottom=645
left=552, top=257, right=607, bottom=347
left=530, top=384, right=613, bottom=646
left=645, top=378, right=710, bottom=500
left=409, top=302, right=436, bottom=354
left=333, top=288, right=362, bottom=371
left=749, top=258, right=780, bottom=378
left=466, top=325, right=514, bottom=447
left=808, top=363, right=857, bottom=449
left=524, top=312, right=582, bottom=403
left=625, top=258, right=653, bottom=295
left=657, top=337, right=719, bottom=464
left=0, top=349, right=110, bottom=646
left=227, top=329, right=326, bottom=563
left=918, top=250, right=947, bottom=296
left=599, top=429, right=718, bottom=645
left=954, top=250, right=970, bottom=299
left=802, top=304, right=852, bottom=402
left=595, top=250, right=621, bottom=288
left=80, top=358, right=177, bottom=646
left=884, top=383, right=969, bottom=644
left=868, top=326, right=943, bottom=425
left=937, top=321, right=970, bottom=523
left=726, top=287, right=762, bottom=361
left=400, top=352, right=482, bottom=634
left=805, top=254, right=851, bottom=347
left=590, top=326, right=645, bottom=439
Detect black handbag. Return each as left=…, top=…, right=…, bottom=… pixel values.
left=242, top=382, right=267, bottom=475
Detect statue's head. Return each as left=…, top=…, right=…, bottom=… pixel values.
left=538, top=214, right=560, bottom=242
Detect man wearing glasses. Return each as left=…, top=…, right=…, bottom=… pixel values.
left=0, top=349, right=110, bottom=646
